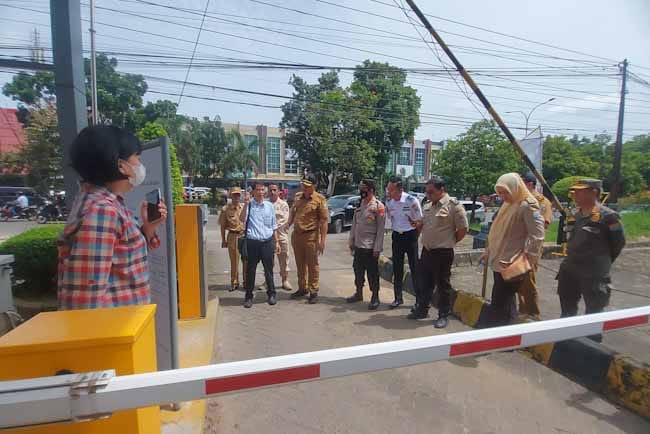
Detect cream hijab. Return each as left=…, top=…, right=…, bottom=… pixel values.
left=487, top=173, right=537, bottom=264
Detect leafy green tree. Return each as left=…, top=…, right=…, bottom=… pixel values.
left=20, top=105, right=63, bottom=193
left=433, top=120, right=525, bottom=204
left=552, top=176, right=584, bottom=201
left=221, top=129, right=259, bottom=183
left=3, top=53, right=147, bottom=128
left=349, top=60, right=421, bottom=178
left=542, top=135, right=599, bottom=186
left=281, top=70, right=376, bottom=192
left=195, top=117, right=228, bottom=180
left=136, top=122, right=184, bottom=206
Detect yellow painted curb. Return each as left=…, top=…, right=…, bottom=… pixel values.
left=524, top=343, right=555, bottom=366
left=161, top=297, right=220, bottom=434
left=605, top=355, right=650, bottom=419
left=452, top=291, right=484, bottom=328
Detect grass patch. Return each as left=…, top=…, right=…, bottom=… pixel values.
left=544, top=210, right=650, bottom=243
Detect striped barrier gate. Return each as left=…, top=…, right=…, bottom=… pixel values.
left=1, top=305, right=649, bottom=429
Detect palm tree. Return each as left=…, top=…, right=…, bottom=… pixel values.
left=222, top=129, right=259, bottom=188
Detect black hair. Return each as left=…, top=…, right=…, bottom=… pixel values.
left=388, top=176, right=403, bottom=189
left=251, top=180, right=266, bottom=190
left=70, top=125, right=142, bottom=186
left=361, top=179, right=376, bottom=192
left=522, top=172, right=537, bottom=186
left=426, top=176, right=446, bottom=190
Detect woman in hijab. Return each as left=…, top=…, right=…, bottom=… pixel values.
left=481, top=173, right=545, bottom=326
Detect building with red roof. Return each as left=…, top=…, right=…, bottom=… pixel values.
left=0, top=108, right=25, bottom=155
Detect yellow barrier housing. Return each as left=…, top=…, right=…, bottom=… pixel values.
left=0, top=305, right=160, bottom=434
left=175, top=204, right=208, bottom=320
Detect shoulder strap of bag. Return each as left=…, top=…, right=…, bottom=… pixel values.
left=243, top=202, right=252, bottom=237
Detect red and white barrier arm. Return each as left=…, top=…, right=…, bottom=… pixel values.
left=1, top=306, right=649, bottom=429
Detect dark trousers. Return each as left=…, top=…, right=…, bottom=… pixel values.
left=391, top=230, right=418, bottom=300
left=417, top=248, right=454, bottom=317
left=558, top=269, right=611, bottom=317
left=486, top=271, right=519, bottom=327
left=245, top=238, right=276, bottom=299
left=353, top=248, right=380, bottom=294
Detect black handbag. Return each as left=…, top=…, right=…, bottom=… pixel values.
left=238, top=203, right=251, bottom=259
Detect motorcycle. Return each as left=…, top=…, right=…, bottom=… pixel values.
left=37, top=200, right=67, bottom=224
left=0, top=203, right=38, bottom=221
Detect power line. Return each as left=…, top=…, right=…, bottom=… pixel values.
left=177, top=0, right=211, bottom=107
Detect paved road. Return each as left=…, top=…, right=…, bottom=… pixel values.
left=204, top=217, right=649, bottom=434
left=0, top=221, right=35, bottom=243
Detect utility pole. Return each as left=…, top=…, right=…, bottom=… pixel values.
left=89, top=0, right=98, bottom=125
left=610, top=59, right=628, bottom=205
left=404, top=0, right=565, bottom=216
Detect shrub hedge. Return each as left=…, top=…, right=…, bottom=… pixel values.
left=0, top=225, right=63, bottom=296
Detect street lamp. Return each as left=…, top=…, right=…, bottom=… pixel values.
left=506, top=97, right=556, bottom=137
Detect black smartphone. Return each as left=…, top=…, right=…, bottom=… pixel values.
left=146, top=188, right=161, bottom=221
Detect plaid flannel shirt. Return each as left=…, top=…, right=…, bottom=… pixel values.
left=58, top=186, right=150, bottom=309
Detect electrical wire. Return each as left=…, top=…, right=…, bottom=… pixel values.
left=176, top=0, right=210, bottom=107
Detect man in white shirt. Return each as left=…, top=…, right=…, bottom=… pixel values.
left=16, top=192, right=28, bottom=209
left=386, top=176, right=422, bottom=308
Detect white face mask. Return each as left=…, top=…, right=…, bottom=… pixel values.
left=126, top=161, right=146, bottom=187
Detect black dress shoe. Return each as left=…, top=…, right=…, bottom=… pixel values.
left=433, top=316, right=449, bottom=328
left=407, top=310, right=429, bottom=320
left=308, top=293, right=318, bottom=304
left=229, top=284, right=238, bottom=292
left=243, top=298, right=253, bottom=308
left=389, top=298, right=404, bottom=309
left=368, top=299, right=380, bottom=311
left=267, top=294, right=277, bottom=306
left=346, top=293, right=363, bottom=303
left=290, top=289, right=308, bottom=299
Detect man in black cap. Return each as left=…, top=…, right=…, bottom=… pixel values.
left=347, top=179, right=386, bottom=310
left=557, top=178, right=625, bottom=324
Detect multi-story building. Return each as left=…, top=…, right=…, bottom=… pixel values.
left=386, top=138, right=445, bottom=183
left=221, top=122, right=301, bottom=183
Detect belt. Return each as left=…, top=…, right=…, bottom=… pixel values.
left=393, top=229, right=415, bottom=235
left=295, top=229, right=316, bottom=234
left=229, top=230, right=243, bottom=235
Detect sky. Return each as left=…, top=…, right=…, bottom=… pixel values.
left=1, top=0, right=649, bottom=142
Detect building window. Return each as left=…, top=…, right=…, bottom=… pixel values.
left=243, top=134, right=258, bottom=156
left=267, top=136, right=281, bottom=173
left=414, top=148, right=426, bottom=178
left=285, top=145, right=298, bottom=174
left=397, top=146, right=411, bottom=166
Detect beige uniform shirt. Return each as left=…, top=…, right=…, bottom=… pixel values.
left=421, top=194, right=468, bottom=249
left=219, top=202, right=244, bottom=233
left=291, top=192, right=329, bottom=233
left=272, top=198, right=290, bottom=240
left=349, top=196, right=386, bottom=252
left=532, top=191, right=553, bottom=226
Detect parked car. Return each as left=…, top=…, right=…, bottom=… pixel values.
left=459, top=200, right=486, bottom=223
left=327, top=195, right=360, bottom=234
left=408, top=191, right=425, bottom=202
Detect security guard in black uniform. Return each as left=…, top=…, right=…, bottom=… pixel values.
left=557, top=178, right=625, bottom=320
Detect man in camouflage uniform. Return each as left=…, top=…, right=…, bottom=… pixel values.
left=219, top=187, right=246, bottom=291
left=519, top=172, right=554, bottom=319
left=285, top=174, right=329, bottom=304
left=346, top=179, right=386, bottom=310
left=557, top=178, right=625, bottom=322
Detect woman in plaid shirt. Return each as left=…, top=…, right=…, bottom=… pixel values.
left=58, top=126, right=167, bottom=310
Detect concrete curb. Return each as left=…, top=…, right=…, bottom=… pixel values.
left=378, top=255, right=650, bottom=420
left=452, top=240, right=650, bottom=265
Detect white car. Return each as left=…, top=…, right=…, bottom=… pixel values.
left=459, top=200, right=486, bottom=223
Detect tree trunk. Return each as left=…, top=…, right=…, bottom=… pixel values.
left=470, top=194, right=477, bottom=223
left=327, top=171, right=337, bottom=197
